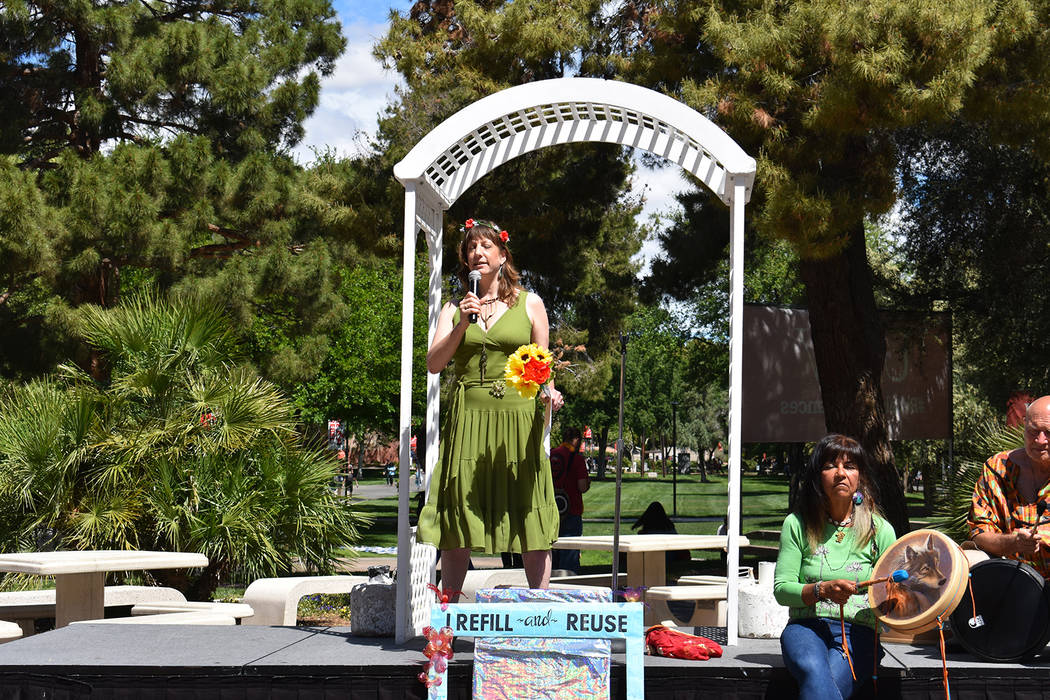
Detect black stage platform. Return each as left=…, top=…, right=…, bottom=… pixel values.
left=1, top=624, right=1049, bottom=699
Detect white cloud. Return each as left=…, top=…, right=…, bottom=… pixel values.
left=297, top=3, right=699, bottom=280
left=631, top=158, right=688, bottom=276
left=293, top=17, right=402, bottom=163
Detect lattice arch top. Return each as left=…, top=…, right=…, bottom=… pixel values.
left=393, top=77, right=756, bottom=208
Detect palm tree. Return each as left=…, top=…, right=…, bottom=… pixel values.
left=934, top=420, right=1024, bottom=543
left=0, top=295, right=367, bottom=599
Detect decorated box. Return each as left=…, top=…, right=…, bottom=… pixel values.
left=473, top=587, right=613, bottom=700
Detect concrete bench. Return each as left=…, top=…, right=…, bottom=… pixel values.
left=458, top=569, right=530, bottom=603
left=549, top=572, right=627, bottom=589
left=741, top=531, right=780, bottom=559
left=241, top=575, right=368, bottom=626
left=0, top=620, right=22, bottom=644
left=677, top=568, right=756, bottom=586
left=0, top=585, right=187, bottom=636
left=71, top=611, right=236, bottom=625
left=131, top=601, right=253, bottom=621
left=646, top=584, right=728, bottom=627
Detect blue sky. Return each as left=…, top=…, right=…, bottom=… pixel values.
left=330, top=1, right=414, bottom=25
left=292, top=2, right=415, bottom=162
left=298, top=1, right=682, bottom=271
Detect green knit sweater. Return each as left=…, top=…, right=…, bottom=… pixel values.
left=773, top=511, right=897, bottom=629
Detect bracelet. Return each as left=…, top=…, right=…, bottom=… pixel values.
left=814, top=581, right=825, bottom=602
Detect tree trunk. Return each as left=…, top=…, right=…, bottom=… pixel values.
left=597, top=426, right=609, bottom=479
left=660, top=434, right=667, bottom=477
left=787, top=442, right=806, bottom=511
left=638, top=431, right=646, bottom=472
left=72, top=25, right=104, bottom=156
left=797, top=222, right=910, bottom=537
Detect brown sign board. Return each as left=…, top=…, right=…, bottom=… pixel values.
left=741, top=305, right=951, bottom=442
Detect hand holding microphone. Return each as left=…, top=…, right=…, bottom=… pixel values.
left=467, top=270, right=481, bottom=324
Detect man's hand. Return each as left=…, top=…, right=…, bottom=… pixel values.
left=1013, top=527, right=1043, bottom=555
left=974, top=528, right=1043, bottom=557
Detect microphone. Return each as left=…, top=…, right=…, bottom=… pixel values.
left=467, top=270, right=481, bottom=324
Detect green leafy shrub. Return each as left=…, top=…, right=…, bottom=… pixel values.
left=0, top=295, right=368, bottom=599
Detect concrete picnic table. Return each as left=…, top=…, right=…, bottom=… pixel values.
left=550, top=534, right=748, bottom=625
left=0, top=550, right=208, bottom=627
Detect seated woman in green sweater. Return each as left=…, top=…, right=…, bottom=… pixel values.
left=773, top=434, right=897, bottom=700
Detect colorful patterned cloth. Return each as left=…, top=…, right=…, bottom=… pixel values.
left=473, top=588, right=611, bottom=700
left=969, top=450, right=1050, bottom=578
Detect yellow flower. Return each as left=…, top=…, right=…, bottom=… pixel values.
left=504, top=343, right=553, bottom=399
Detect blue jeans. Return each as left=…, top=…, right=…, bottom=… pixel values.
left=780, top=617, right=879, bottom=700
left=552, top=513, right=583, bottom=572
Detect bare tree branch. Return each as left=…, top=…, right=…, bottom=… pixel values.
left=119, top=113, right=203, bottom=135
left=206, top=223, right=252, bottom=244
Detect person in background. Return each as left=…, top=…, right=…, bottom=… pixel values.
left=550, top=426, right=590, bottom=573
left=335, top=449, right=348, bottom=498
left=774, top=434, right=896, bottom=700
left=970, top=395, right=1050, bottom=577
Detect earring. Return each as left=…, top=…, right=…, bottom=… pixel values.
left=852, top=491, right=864, bottom=506
left=498, top=262, right=504, bottom=279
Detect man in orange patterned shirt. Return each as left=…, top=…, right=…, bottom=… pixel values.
left=969, top=395, right=1050, bottom=577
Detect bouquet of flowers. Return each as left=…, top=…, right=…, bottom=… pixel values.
left=504, top=343, right=554, bottom=399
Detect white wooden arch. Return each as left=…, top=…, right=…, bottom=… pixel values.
left=392, top=77, right=756, bottom=644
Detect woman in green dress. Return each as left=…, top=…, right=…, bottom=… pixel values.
left=418, top=219, right=563, bottom=598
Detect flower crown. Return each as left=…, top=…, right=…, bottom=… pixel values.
left=464, top=218, right=509, bottom=243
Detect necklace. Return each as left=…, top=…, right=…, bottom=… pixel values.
left=478, top=298, right=503, bottom=327
left=827, top=513, right=853, bottom=527
left=477, top=299, right=501, bottom=380
left=827, top=511, right=854, bottom=543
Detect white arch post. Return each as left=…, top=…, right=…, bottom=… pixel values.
left=392, top=77, right=755, bottom=644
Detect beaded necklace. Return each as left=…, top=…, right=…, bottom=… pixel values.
left=827, top=513, right=854, bottom=543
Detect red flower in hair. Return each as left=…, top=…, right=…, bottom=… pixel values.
left=499, top=230, right=509, bottom=242
left=464, top=219, right=475, bottom=229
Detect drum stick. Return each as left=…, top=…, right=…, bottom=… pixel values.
left=856, top=569, right=908, bottom=589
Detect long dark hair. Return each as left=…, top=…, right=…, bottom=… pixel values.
left=796, top=434, right=882, bottom=550
left=456, top=221, right=521, bottom=305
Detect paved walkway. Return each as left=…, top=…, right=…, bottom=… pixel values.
left=343, top=481, right=423, bottom=501
left=335, top=555, right=505, bottom=573
left=312, top=480, right=502, bottom=573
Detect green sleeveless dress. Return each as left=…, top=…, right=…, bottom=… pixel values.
left=417, top=291, right=560, bottom=554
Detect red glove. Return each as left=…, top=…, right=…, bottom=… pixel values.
left=645, top=625, right=723, bottom=660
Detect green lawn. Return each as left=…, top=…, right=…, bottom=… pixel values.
left=342, top=471, right=927, bottom=576
left=341, top=472, right=790, bottom=563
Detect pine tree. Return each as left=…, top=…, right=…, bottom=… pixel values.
left=600, top=0, right=1050, bottom=534
left=1, top=0, right=344, bottom=163
left=0, top=1, right=354, bottom=383
left=378, top=0, right=1050, bottom=534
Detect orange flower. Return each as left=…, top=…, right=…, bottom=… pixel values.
left=522, top=357, right=551, bottom=384
left=504, top=343, right=553, bottom=399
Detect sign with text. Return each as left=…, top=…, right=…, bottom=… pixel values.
left=426, top=602, right=645, bottom=700
left=741, top=306, right=951, bottom=442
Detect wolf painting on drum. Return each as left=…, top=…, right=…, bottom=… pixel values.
left=869, top=529, right=969, bottom=634
left=875, top=533, right=949, bottom=618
